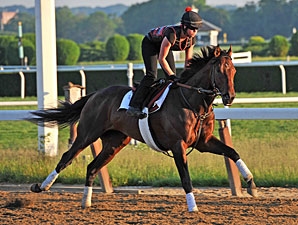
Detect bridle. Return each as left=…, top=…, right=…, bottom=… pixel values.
left=177, top=55, right=229, bottom=155
left=162, top=53, right=232, bottom=158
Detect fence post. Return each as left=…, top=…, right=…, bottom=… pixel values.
left=127, top=63, right=133, bottom=87
left=63, top=82, right=113, bottom=193
left=18, top=71, right=25, bottom=99
left=218, top=120, right=243, bottom=196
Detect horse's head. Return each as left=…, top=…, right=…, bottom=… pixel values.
left=209, top=46, right=236, bottom=106
left=180, top=45, right=236, bottom=106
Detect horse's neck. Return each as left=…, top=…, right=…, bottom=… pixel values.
left=187, top=66, right=213, bottom=90
left=183, top=67, right=215, bottom=112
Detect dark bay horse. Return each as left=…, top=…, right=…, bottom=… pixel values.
left=29, top=45, right=257, bottom=212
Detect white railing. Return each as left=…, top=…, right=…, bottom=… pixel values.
left=1, top=60, right=298, bottom=98
left=1, top=108, right=298, bottom=121
left=2, top=96, right=298, bottom=107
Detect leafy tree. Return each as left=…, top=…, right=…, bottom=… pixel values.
left=23, top=33, right=35, bottom=46
left=7, top=39, right=35, bottom=65
left=228, top=3, right=259, bottom=40
left=126, top=33, right=143, bottom=60
left=106, top=34, right=129, bottom=61
left=242, top=36, right=268, bottom=56
left=56, top=7, right=81, bottom=40
left=75, top=11, right=116, bottom=43
left=56, top=39, right=80, bottom=65
left=0, top=36, right=15, bottom=65
left=269, top=35, right=289, bottom=57
left=199, top=6, right=231, bottom=31
left=4, top=12, right=35, bottom=33
left=78, top=41, right=107, bottom=62
left=257, top=0, right=288, bottom=39
left=122, top=0, right=205, bottom=35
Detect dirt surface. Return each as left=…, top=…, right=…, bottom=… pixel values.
left=0, top=185, right=297, bottom=224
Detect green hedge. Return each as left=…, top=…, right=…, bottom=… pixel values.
left=106, top=34, right=129, bottom=61
left=56, top=39, right=80, bottom=65
left=126, top=33, right=143, bottom=60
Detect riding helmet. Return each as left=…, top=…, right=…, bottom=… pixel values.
left=181, top=6, right=202, bottom=29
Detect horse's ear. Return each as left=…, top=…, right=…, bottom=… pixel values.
left=227, top=45, right=233, bottom=57
left=214, top=46, right=221, bottom=57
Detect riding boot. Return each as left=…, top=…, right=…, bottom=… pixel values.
left=127, top=78, right=152, bottom=119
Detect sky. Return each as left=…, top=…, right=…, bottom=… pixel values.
left=0, top=0, right=259, bottom=8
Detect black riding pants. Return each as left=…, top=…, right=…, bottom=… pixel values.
left=129, top=37, right=176, bottom=108
left=142, top=36, right=176, bottom=84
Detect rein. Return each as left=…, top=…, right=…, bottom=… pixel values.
left=176, top=82, right=220, bottom=96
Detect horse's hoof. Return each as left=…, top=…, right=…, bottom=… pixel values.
left=30, top=183, right=43, bottom=193
left=247, top=179, right=258, bottom=197
left=81, top=203, right=91, bottom=209
left=189, top=206, right=199, bottom=212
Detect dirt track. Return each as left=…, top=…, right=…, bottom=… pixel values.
left=0, top=185, right=297, bottom=224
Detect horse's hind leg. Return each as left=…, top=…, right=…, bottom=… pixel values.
left=82, top=130, right=131, bottom=208
left=31, top=133, right=97, bottom=193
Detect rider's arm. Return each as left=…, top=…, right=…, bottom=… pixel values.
left=184, top=44, right=194, bottom=68
left=158, top=37, right=175, bottom=76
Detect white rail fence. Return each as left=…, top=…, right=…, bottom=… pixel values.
left=1, top=60, right=298, bottom=98
left=1, top=107, right=298, bottom=121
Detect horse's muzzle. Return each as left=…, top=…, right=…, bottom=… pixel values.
left=222, top=94, right=235, bottom=106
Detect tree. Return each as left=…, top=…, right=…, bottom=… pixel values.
left=106, top=34, right=129, bottom=61
left=75, top=12, right=116, bottom=43
left=269, top=35, right=289, bottom=57
left=258, top=0, right=288, bottom=39
left=7, top=39, right=35, bottom=65
left=121, top=0, right=205, bottom=35
left=0, top=36, right=15, bottom=65
left=78, top=41, right=107, bottom=62
left=4, top=12, right=35, bottom=33
left=229, top=3, right=259, bottom=40
left=242, top=36, right=268, bottom=56
left=56, top=7, right=80, bottom=40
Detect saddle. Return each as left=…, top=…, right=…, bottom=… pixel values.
left=134, top=78, right=172, bottom=113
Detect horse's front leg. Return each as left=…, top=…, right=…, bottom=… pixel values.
left=172, top=141, right=198, bottom=212
left=196, top=135, right=257, bottom=197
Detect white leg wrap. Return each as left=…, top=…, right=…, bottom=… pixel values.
left=236, top=159, right=253, bottom=181
left=40, top=170, right=59, bottom=191
left=82, top=186, right=92, bottom=209
left=186, top=192, right=198, bottom=212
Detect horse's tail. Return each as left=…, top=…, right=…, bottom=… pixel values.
left=26, top=92, right=95, bottom=128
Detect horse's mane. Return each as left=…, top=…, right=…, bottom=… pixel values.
left=179, top=45, right=217, bottom=83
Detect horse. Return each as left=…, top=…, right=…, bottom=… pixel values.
left=28, top=45, right=257, bottom=212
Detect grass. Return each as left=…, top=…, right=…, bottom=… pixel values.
left=0, top=92, right=297, bottom=188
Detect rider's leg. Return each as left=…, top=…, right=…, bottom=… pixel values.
left=127, top=37, right=158, bottom=119
left=127, top=75, right=154, bottom=118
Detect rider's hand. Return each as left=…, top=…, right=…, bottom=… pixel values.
left=168, top=75, right=180, bottom=83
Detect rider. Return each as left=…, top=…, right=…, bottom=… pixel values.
left=126, top=6, right=203, bottom=119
